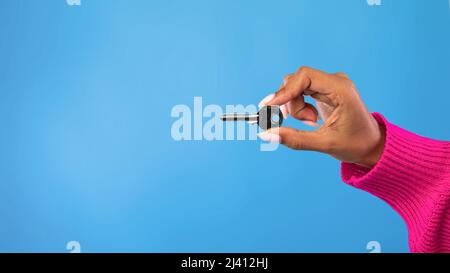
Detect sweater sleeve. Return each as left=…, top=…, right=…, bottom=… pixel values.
left=341, top=113, right=450, bottom=253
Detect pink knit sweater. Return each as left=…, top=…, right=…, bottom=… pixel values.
left=341, top=113, right=450, bottom=253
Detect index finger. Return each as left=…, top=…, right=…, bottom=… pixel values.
left=266, top=66, right=335, bottom=106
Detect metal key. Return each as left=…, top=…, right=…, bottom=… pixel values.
left=220, top=105, right=284, bottom=130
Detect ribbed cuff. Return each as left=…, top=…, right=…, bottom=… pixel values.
left=341, top=113, right=450, bottom=252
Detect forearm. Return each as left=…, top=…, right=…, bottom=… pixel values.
left=341, top=113, right=450, bottom=253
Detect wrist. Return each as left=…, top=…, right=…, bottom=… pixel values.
left=357, top=121, right=386, bottom=168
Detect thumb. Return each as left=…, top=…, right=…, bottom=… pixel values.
left=259, top=127, right=325, bottom=152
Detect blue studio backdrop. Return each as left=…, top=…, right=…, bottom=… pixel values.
left=0, top=0, right=449, bottom=252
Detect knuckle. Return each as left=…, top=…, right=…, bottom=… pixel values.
left=315, top=129, right=333, bottom=153
left=283, top=74, right=292, bottom=83
left=335, top=72, right=349, bottom=79
left=340, top=77, right=356, bottom=92
left=297, top=66, right=311, bottom=75
left=291, top=129, right=306, bottom=150
left=280, top=129, right=301, bottom=150
left=290, top=139, right=304, bottom=150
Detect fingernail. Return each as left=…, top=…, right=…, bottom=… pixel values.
left=302, top=120, right=320, bottom=127
left=258, top=93, right=275, bottom=108
left=258, top=132, right=280, bottom=143
left=280, top=104, right=288, bottom=119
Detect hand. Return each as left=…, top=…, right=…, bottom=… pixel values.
left=258, top=66, right=385, bottom=168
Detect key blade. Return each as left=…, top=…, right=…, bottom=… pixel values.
left=220, top=114, right=258, bottom=122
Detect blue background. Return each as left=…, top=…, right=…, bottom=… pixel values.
left=0, top=0, right=449, bottom=253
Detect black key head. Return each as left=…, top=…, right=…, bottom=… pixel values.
left=258, top=105, right=284, bottom=130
